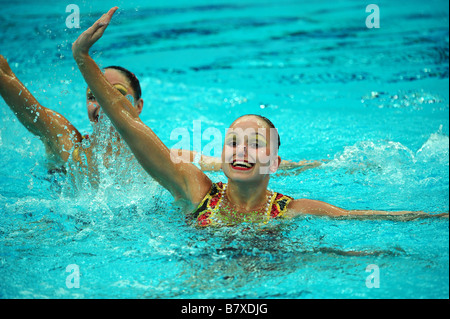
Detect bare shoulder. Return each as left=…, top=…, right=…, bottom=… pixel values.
left=285, top=198, right=312, bottom=218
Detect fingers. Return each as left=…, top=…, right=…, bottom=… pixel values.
left=0, top=55, right=14, bottom=77
left=83, top=6, right=118, bottom=37
left=73, top=6, right=118, bottom=57
left=106, top=6, right=119, bottom=21
left=89, top=7, right=118, bottom=38
left=0, top=55, right=8, bottom=66
left=96, top=6, right=118, bottom=28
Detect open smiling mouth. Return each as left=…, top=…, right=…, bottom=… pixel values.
left=230, top=160, right=255, bottom=171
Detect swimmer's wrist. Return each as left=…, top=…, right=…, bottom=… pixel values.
left=72, top=40, right=92, bottom=61
left=72, top=50, right=90, bottom=61
left=0, top=58, right=15, bottom=79
left=73, top=52, right=94, bottom=67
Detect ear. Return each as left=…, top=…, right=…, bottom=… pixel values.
left=135, top=98, right=144, bottom=115
left=269, top=156, right=281, bottom=174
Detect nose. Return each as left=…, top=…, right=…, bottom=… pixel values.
left=89, top=100, right=100, bottom=108
left=235, top=142, right=247, bottom=157
left=88, top=103, right=101, bottom=122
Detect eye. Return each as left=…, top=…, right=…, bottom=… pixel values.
left=249, top=138, right=265, bottom=148
left=250, top=135, right=267, bottom=149
left=116, top=88, right=128, bottom=96
left=113, top=84, right=128, bottom=96
left=87, top=90, right=96, bottom=101
left=225, top=136, right=238, bottom=146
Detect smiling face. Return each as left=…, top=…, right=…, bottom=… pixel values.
left=86, top=68, right=143, bottom=124
left=221, top=115, right=281, bottom=182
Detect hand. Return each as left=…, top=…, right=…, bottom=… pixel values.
left=0, top=55, right=14, bottom=77
left=72, top=7, right=118, bottom=59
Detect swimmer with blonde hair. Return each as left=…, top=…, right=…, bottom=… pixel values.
left=70, top=7, right=448, bottom=224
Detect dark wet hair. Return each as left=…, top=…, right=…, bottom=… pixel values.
left=104, top=66, right=142, bottom=101
left=235, top=114, right=281, bottom=149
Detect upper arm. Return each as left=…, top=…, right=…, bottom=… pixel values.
left=285, top=198, right=348, bottom=218
left=116, top=114, right=212, bottom=204
left=0, top=74, right=81, bottom=162
left=39, top=108, right=82, bottom=162
left=285, top=198, right=433, bottom=220
left=73, top=55, right=211, bottom=204
left=17, top=99, right=81, bottom=163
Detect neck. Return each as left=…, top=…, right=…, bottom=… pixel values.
left=225, top=178, right=270, bottom=212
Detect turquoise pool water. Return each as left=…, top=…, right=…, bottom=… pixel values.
left=0, top=0, right=448, bottom=299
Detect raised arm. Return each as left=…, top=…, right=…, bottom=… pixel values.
left=0, top=55, right=81, bottom=165
left=71, top=7, right=211, bottom=205
left=286, top=198, right=448, bottom=220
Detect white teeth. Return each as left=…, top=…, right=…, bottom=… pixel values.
left=232, top=161, right=253, bottom=168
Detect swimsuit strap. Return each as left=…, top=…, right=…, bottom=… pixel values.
left=269, top=192, right=293, bottom=219
left=194, top=182, right=293, bottom=227
left=194, top=182, right=225, bottom=227
left=72, top=134, right=90, bottom=163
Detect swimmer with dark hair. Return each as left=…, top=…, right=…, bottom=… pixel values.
left=71, top=7, right=448, bottom=224
left=0, top=55, right=143, bottom=177
left=0, top=56, right=319, bottom=183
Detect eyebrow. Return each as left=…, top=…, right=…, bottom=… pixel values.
left=251, top=134, right=266, bottom=142
left=225, top=134, right=237, bottom=142
left=225, top=132, right=268, bottom=142
left=113, top=84, right=128, bottom=94
left=86, top=84, right=129, bottom=95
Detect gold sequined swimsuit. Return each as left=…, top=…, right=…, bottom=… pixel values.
left=193, top=182, right=293, bottom=227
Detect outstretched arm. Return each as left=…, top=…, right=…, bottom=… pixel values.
left=0, top=55, right=81, bottom=165
left=72, top=7, right=211, bottom=205
left=286, top=198, right=448, bottom=220
left=174, top=149, right=324, bottom=173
